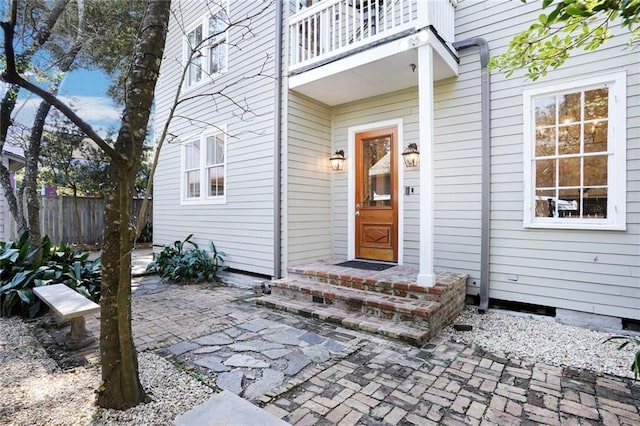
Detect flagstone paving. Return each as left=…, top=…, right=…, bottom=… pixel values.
left=56, top=275, right=640, bottom=425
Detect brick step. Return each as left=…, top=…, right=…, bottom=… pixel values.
left=286, top=265, right=456, bottom=302
left=270, top=279, right=441, bottom=328
left=255, top=296, right=432, bottom=346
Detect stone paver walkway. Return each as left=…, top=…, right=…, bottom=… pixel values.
left=57, top=274, right=640, bottom=425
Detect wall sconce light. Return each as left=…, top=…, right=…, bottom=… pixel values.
left=402, top=143, right=420, bottom=168
left=330, top=150, right=346, bottom=171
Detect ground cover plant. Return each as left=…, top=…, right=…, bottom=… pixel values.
left=605, top=335, right=640, bottom=380
left=0, top=232, right=101, bottom=318
left=147, top=234, right=226, bottom=284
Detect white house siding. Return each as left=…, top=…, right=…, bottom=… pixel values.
left=455, top=0, right=640, bottom=319
left=331, top=89, right=420, bottom=264
left=434, top=62, right=483, bottom=291
left=153, top=1, right=277, bottom=276
left=286, top=92, right=332, bottom=265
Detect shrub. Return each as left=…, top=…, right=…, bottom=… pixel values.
left=146, top=234, right=226, bottom=284
left=0, top=232, right=101, bottom=318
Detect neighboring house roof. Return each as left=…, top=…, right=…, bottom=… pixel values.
left=2, top=143, right=25, bottom=172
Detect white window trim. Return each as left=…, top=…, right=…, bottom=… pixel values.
left=180, top=126, right=228, bottom=205
left=182, top=2, right=229, bottom=91
left=523, top=72, right=626, bottom=231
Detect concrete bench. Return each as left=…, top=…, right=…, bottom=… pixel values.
left=33, top=284, right=100, bottom=350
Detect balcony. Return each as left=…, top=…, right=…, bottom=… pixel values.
left=288, top=0, right=459, bottom=105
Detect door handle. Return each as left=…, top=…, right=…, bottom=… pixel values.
left=355, top=211, right=360, bottom=216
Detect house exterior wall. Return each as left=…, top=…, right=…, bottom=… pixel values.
left=454, top=0, right=640, bottom=319
left=153, top=0, right=277, bottom=276
left=331, top=89, right=420, bottom=264
left=286, top=92, right=333, bottom=265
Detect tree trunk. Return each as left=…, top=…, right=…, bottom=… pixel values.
left=23, top=102, right=49, bottom=247
left=98, top=165, right=144, bottom=408
left=97, top=0, right=171, bottom=409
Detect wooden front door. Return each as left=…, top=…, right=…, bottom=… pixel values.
left=355, top=127, right=398, bottom=262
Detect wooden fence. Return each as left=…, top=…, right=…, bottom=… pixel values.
left=8, top=196, right=152, bottom=245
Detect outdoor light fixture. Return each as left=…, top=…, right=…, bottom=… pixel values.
left=402, top=143, right=420, bottom=168
left=330, top=150, right=346, bottom=171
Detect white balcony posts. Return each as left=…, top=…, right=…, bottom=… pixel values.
left=428, top=0, right=456, bottom=42
left=290, top=0, right=455, bottom=71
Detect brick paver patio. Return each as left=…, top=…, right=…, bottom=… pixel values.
left=57, top=274, right=640, bottom=425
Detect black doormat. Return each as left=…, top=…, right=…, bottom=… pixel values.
left=335, top=260, right=395, bottom=271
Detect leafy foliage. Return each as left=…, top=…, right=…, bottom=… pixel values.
left=605, top=335, right=640, bottom=380
left=146, top=234, right=226, bottom=284
left=490, top=0, right=640, bottom=80
left=0, top=232, right=101, bottom=318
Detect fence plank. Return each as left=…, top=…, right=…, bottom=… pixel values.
left=7, top=196, right=152, bottom=246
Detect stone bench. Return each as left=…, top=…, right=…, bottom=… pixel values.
left=33, top=284, right=100, bottom=350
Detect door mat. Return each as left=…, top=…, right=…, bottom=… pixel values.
left=335, top=260, right=395, bottom=271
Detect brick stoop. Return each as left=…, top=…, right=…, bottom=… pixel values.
left=256, top=260, right=468, bottom=346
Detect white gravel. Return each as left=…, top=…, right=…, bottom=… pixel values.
left=0, top=318, right=213, bottom=426
left=447, top=307, right=639, bottom=379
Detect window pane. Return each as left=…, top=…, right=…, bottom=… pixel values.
left=185, top=141, right=200, bottom=169
left=584, top=88, right=608, bottom=120
left=583, top=188, right=607, bottom=218
left=535, top=189, right=555, bottom=218
left=210, top=43, right=227, bottom=74
left=584, top=120, right=607, bottom=153
left=188, top=55, right=202, bottom=85
left=535, top=159, right=556, bottom=188
left=187, top=25, right=203, bottom=86
left=216, top=135, right=224, bottom=163
left=188, top=25, right=203, bottom=45
left=558, top=92, right=581, bottom=124
left=558, top=125, right=580, bottom=155
left=558, top=189, right=580, bottom=218
left=535, top=127, right=555, bottom=157
left=186, top=170, right=200, bottom=198
left=584, top=155, right=608, bottom=186
left=535, top=96, right=556, bottom=126
left=206, top=134, right=225, bottom=165
left=558, top=157, right=580, bottom=187
left=206, top=136, right=216, bottom=165
left=209, top=9, right=228, bottom=40
left=362, top=136, right=391, bottom=207
left=208, top=166, right=224, bottom=197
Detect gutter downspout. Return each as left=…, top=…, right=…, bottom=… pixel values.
left=451, top=38, right=490, bottom=313
left=273, top=0, right=283, bottom=279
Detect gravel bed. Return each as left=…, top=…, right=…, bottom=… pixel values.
left=447, top=306, right=638, bottom=379
left=94, top=352, right=214, bottom=425
left=0, top=318, right=214, bottom=426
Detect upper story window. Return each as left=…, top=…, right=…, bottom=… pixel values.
left=182, top=128, right=227, bottom=204
left=185, top=5, right=229, bottom=89
left=523, top=72, right=626, bottom=230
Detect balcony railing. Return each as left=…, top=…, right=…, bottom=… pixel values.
left=289, top=0, right=456, bottom=71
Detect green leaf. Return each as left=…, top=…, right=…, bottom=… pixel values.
left=16, top=288, right=32, bottom=304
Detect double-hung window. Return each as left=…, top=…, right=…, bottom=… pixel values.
left=523, top=72, right=626, bottom=230
left=185, top=5, right=229, bottom=89
left=182, top=129, right=226, bottom=204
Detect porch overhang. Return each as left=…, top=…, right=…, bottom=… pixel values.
left=288, top=28, right=458, bottom=106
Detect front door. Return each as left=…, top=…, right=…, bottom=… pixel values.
left=355, top=127, right=398, bottom=262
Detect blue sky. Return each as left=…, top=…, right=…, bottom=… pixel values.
left=9, top=69, right=122, bottom=138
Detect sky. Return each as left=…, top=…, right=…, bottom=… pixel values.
left=7, top=68, right=122, bottom=138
